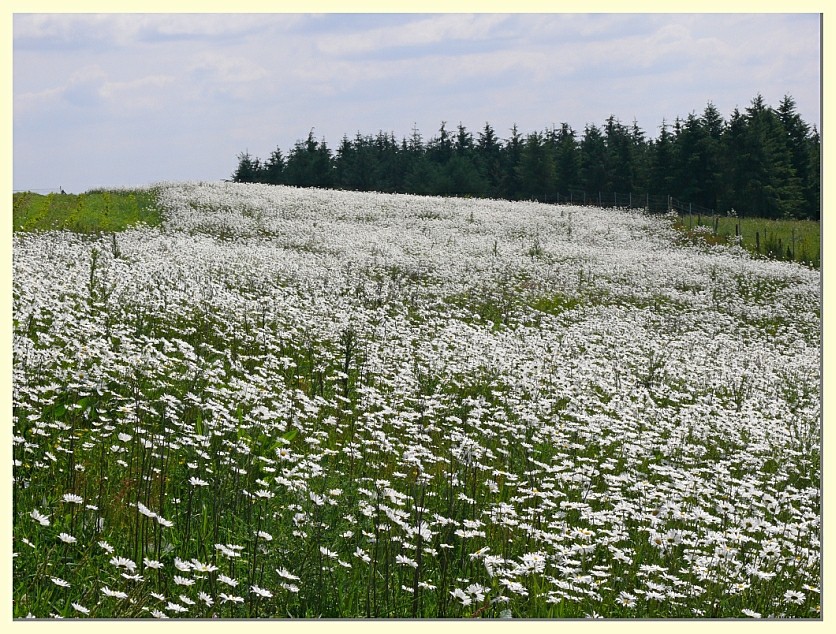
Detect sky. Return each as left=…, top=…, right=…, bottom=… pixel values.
left=12, top=10, right=822, bottom=194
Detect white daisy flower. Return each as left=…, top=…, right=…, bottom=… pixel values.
left=217, top=574, right=239, bottom=587
left=101, top=586, right=128, bottom=599
left=109, top=556, right=137, bottom=572
left=30, top=509, right=50, bottom=526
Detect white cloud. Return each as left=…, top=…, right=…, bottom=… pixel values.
left=315, top=14, right=510, bottom=56
left=99, top=75, right=177, bottom=109
left=189, top=52, right=269, bottom=84
left=14, top=13, right=280, bottom=47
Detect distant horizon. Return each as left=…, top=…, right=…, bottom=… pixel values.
left=14, top=92, right=817, bottom=196
left=14, top=13, right=821, bottom=194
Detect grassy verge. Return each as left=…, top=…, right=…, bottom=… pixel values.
left=13, top=189, right=161, bottom=233
left=674, top=214, right=820, bottom=267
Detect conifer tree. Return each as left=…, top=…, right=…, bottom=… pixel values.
left=554, top=123, right=581, bottom=194
left=263, top=147, right=286, bottom=185
left=518, top=131, right=556, bottom=200
left=580, top=124, right=608, bottom=194
left=500, top=124, right=524, bottom=200
left=231, top=151, right=259, bottom=183
left=476, top=122, right=503, bottom=197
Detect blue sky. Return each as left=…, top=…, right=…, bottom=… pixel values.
left=13, top=12, right=822, bottom=194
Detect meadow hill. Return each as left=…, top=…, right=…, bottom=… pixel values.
left=12, top=182, right=820, bottom=618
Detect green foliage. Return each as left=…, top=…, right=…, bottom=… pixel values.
left=674, top=215, right=820, bottom=267
left=231, top=93, right=820, bottom=220
left=13, top=189, right=161, bottom=233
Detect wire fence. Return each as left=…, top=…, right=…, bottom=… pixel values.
left=531, top=190, right=715, bottom=217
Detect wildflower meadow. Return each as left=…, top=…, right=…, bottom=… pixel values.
left=12, top=182, right=820, bottom=618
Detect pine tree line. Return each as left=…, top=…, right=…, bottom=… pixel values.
left=231, top=94, right=820, bottom=220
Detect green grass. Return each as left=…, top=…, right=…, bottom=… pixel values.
left=13, top=189, right=161, bottom=233
left=674, top=214, right=820, bottom=267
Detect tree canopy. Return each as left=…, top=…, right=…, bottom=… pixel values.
left=232, top=94, right=820, bottom=220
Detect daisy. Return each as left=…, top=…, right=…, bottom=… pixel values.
left=174, top=557, right=193, bottom=571
left=396, top=554, right=418, bottom=568
left=466, top=583, right=488, bottom=602
left=58, top=532, right=77, bottom=544
left=353, top=547, right=371, bottom=563
left=137, top=502, right=156, bottom=518
left=50, top=576, right=70, bottom=588
left=500, top=579, right=529, bottom=597
left=276, top=567, right=300, bottom=581
left=62, top=493, right=84, bottom=504
left=190, top=559, right=218, bottom=573
left=109, top=556, right=137, bottom=572
left=217, top=574, right=239, bottom=587
left=784, top=590, right=805, bottom=605
left=101, top=586, right=128, bottom=599
left=219, top=593, right=244, bottom=604
left=450, top=588, right=471, bottom=606
left=30, top=509, right=50, bottom=526
left=251, top=585, right=273, bottom=598
left=71, top=603, right=90, bottom=615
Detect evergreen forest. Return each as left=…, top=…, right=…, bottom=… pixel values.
left=231, top=94, right=820, bottom=221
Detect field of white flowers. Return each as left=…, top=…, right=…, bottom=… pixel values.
left=12, top=182, right=820, bottom=618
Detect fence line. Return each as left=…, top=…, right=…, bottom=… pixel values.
left=528, top=190, right=715, bottom=217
